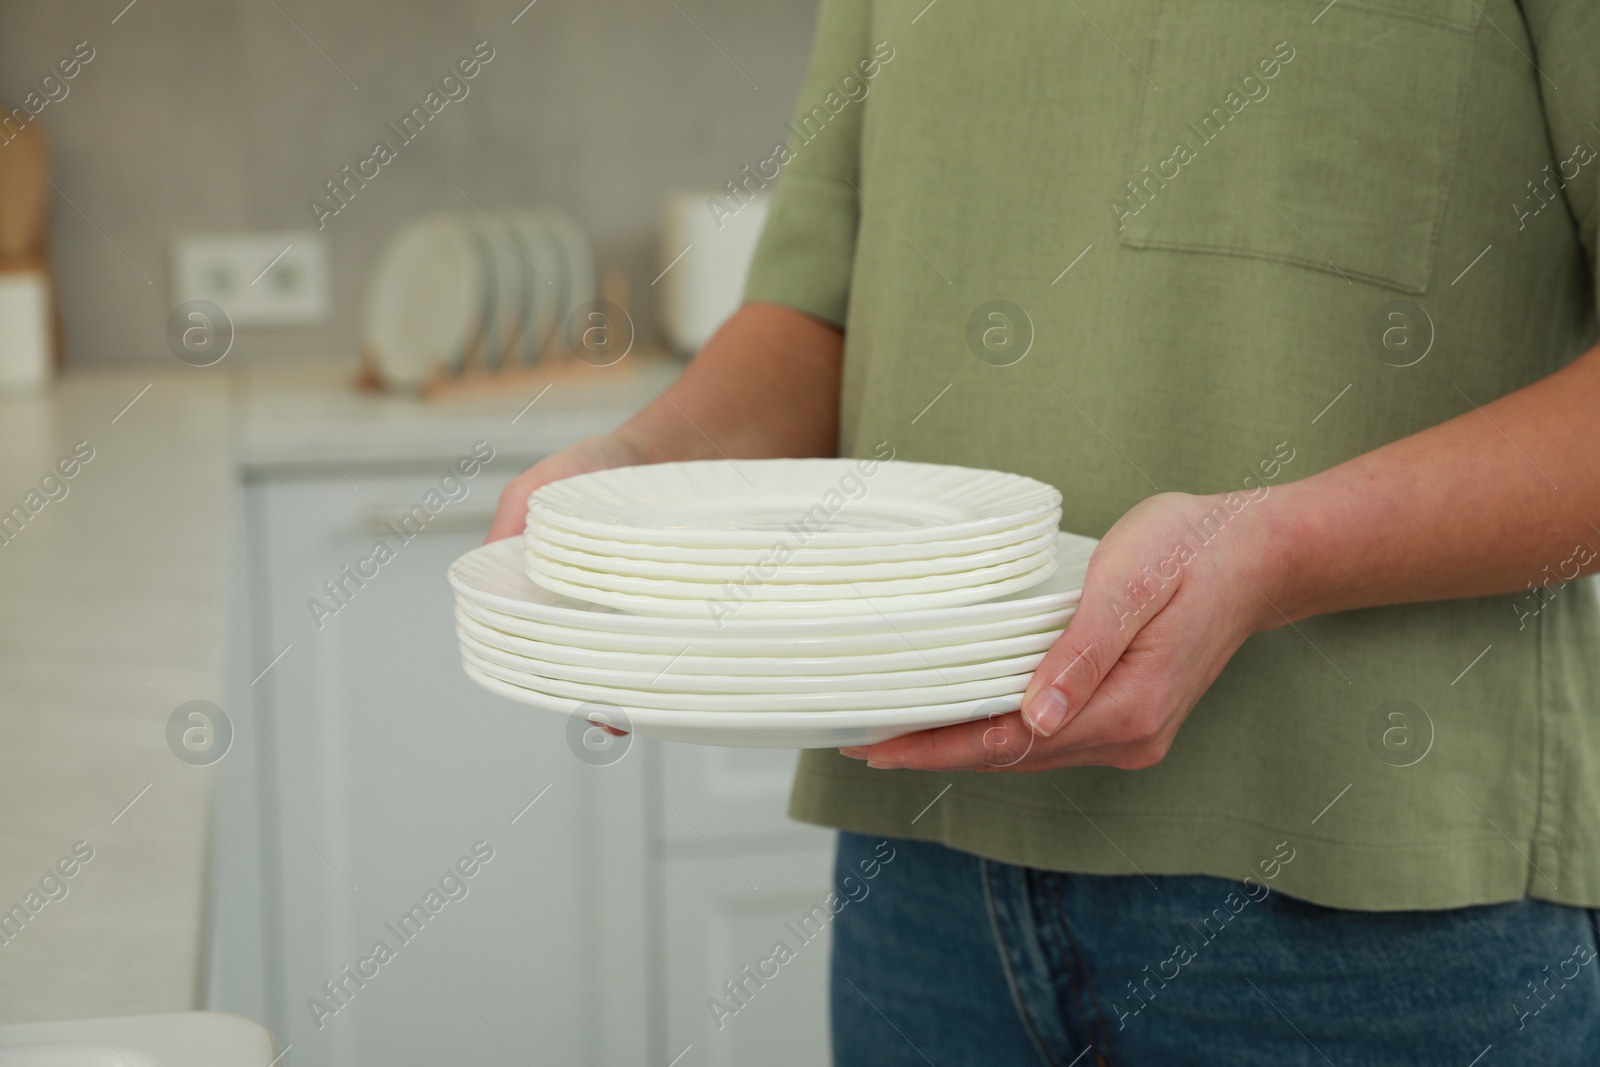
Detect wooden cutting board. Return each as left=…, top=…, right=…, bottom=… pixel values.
left=0, top=123, right=50, bottom=268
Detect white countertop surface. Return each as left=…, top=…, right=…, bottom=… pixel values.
left=236, top=355, right=681, bottom=472
left=0, top=354, right=675, bottom=1022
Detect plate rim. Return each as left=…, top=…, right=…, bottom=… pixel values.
left=462, top=653, right=1022, bottom=727
left=520, top=554, right=1061, bottom=618
left=454, top=605, right=1066, bottom=672
left=459, top=623, right=1048, bottom=693
left=455, top=596, right=1077, bottom=655
left=526, top=459, right=1063, bottom=547
left=523, top=523, right=1061, bottom=580
left=522, top=541, right=1057, bottom=599
left=449, top=533, right=1093, bottom=634
left=459, top=644, right=1034, bottom=711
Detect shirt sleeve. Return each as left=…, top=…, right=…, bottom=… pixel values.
left=1521, top=0, right=1600, bottom=317
left=740, top=0, right=872, bottom=329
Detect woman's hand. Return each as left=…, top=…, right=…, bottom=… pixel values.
left=840, top=491, right=1286, bottom=773
left=485, top=304, right=845, bottom=739
left=488, top=430, right=657, bottom=736
left=487, top=304, right=844, bottom=546
left=485, top=431, right=653, bottom=542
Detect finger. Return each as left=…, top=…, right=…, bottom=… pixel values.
left=1013, top=613, right=1202, bottom=769
left=991, top=674, right=1180, bottom=773
left=1019, top=533, right=1182, bottom=737
left=844, top=715, right=996, bottom=770
left=845, top=709, right=1126, bottom=773
left=485, top=473, right=536, bottom=542
left=847, top=699, right=1076, bottom=771
left=1027, top=650, right=1163, bottom=754
left=977, top=736, right=1163, bottom=773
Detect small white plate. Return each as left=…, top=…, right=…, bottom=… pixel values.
left=462, top=657, right=1015, bottom=748
left=525, top=525, right=1060, bottom=582
left=449, top=533, right=1094, bottom=635
left=528, top=459, right=1061, bottom=547
left=364, top=217, right=486, bottom=386
left=458, top=616, right=1051, bottom=692
left=524, top=511, right=1063, bottom=565
left=525, top=540, right=1054, bottom=600
left=456, top=597, right=1075, bottom=657
left=524, top=554, right=1059, bottom=617
left=455, top=605, right=1067, bottom=671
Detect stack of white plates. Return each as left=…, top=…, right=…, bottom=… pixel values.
left=363, top=208, right=595, bottom=389
left=523, top=460, right=1063, bottom=616
left=450, top=459, right=1093, bottom=748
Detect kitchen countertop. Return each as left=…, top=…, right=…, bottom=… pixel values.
left=0, top=354, right=677, bottom=1022
left=236, top=354, right=682, bottom=472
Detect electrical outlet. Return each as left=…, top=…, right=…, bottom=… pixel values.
left=171, top=232, right=329, bottom=325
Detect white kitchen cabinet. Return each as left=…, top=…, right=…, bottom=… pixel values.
left=655, top=743, right=834, bottom=850
left=657, top=845, right=836, bottom=1067
left=210, top=453, right=836, bottom=1066
left=241, top=469, right=630, bottom=1067
left=650, top=743, right=834, bottom=1065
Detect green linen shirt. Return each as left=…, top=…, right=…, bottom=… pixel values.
left=741, top=0, right=1600, bottom=911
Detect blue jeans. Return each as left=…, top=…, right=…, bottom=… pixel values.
left=832, top=832, right=1600, bottom=1066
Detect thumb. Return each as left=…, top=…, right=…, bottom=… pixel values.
left=486, top=473, right=536, bottom=542
left=1020, top=535, right=1182, bottom=736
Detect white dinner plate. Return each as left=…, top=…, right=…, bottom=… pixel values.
left=457, top=616, right=1050, bottom=693
left=524, top=554, right=1059, bottom=617
left=455, top=605, right=1067, bottom=671
left=462, top=657, right=1015, bottom=748
left=498, top=209, right=564, bottom=365
left=467, top=215, right=530, bottom=371
left=525, top=525, right=1060, bottom=582
left=525, top=540, right=1054, bottom=600
left=364, top=217, right=486, bottom=387
left=524, top=510, right=1063, bottom=566
left=533, top=207, right=596, bottom=337
left=527, top=459, right=1062, bottom=547
left=457, top=641, right=1034, bottom=712
left=449, top=533, right=1095, bottom=636
left=455, top=597, right=1075, bottom=658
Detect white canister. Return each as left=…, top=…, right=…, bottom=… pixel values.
left=0, top=270, right=52, bottom=392
left=657, top=191, right=770, bottom=355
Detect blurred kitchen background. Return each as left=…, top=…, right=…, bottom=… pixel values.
left=0, top=0, right=813, bottom=364
left=0, top=2, right=837, bottom=1065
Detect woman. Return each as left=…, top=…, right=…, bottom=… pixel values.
left=489, top=1, right=1600, bottom=1061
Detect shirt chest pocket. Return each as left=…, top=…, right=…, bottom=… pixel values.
left=1115, top=0, right=1481, bottom=294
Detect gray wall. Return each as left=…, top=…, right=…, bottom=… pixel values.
left=0, top=0, right=818, bottom=365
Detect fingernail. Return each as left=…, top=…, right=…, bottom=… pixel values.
left=839, top=747, right=869, bottom=759
left=1025, top=688, right=1070, bottom=736
left=866, top=760, right=900, bottom=770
